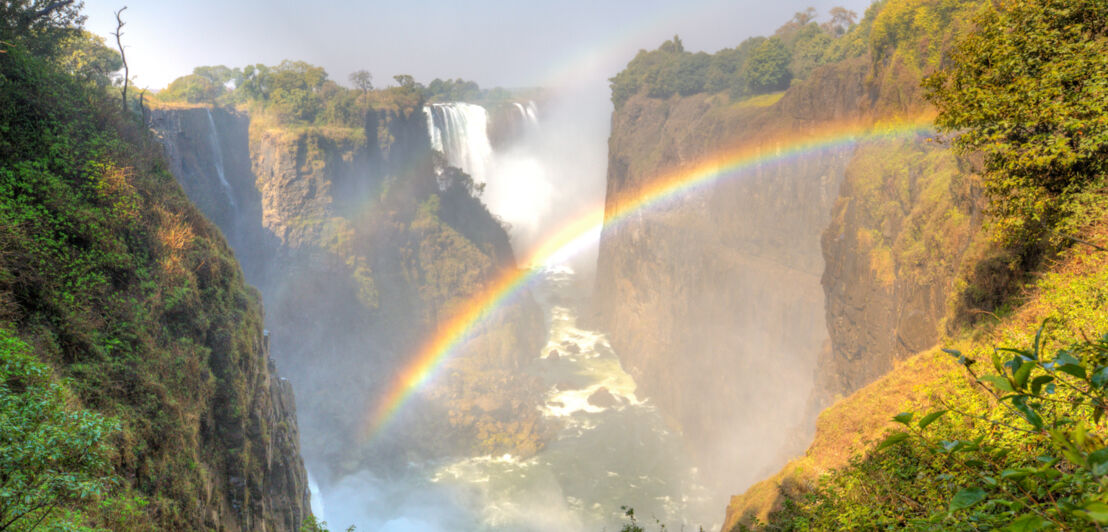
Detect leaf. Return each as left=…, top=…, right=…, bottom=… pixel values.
left=1001, top=468, right=1032, bottom=481
left=1085, top=502, right=1108, bottom=524
left=1051, top=350, right=1086, bottom=379
left=1033, top=322, right=1046, bottom=359
left=1092, top=366, right=1108, bottom=388
left=979, top=374, right=1015, bottom=393
left=1030, top=375, right=1054, bottom=395
left=918, top=410, right=948, bottom=429
left=1088, top=447, right=1108, bottom=476
left=1004, top=514, right=1051, bottom=531
left=1010, top=396, right=1045, bottom=430
left=876, top=431, right=909, bottom=451
left=949, top=487, right=987, bottom=512
left=893, top=412, right=914, bottom=426
left=1013, top=361, right=1034, bottom=390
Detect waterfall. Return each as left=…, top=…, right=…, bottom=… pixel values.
left=512, top=101, right=539, bottom=129
left=205, top=109, right=237, bottom=209
left=424, top=103, right=494, bottom=183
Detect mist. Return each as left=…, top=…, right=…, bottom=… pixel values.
left=108, top=1, right=880, bottom=530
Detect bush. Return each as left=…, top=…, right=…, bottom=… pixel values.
left=0, top=328, right=118, bottom=530
left=924, top=0, right=1108, bottom=247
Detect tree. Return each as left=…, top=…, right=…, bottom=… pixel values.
left=110, top=5, right=127, bottom=112
left=824, top=6, right=858, bottom=36
left=348, top=69, right=372, bottom=94
left=745, top=37, right=792, bottom=93
left=924, top=0, right=1108, bottom=244
left=157, top=73, right=223, bottom=103
left=192, top=64, right=235, bottom=86
left=392, top=74, right=416, bottom=89
left=53, top=29, right=121, bottom=87
left=0, top=0, right=85, bottom=55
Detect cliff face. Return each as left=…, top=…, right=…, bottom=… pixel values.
left=817, top=138, right=982, bottom=399
left=594, top=90, right=851, bottom=488
left=151, top=105, right=547, bottom=486
left=595, top=41, right=984, bottom=506
left=0, top=47, right=310, bottom=531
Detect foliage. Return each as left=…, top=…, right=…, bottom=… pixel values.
left=157, top=73, right=224, bottom=104
left=157, top=60, right=524, bottom=129
left=51, top=30, right=121, bottom=88
left=609, top=7, right=860, bottom=108
left=0, top=0, right=85, bottom=57
left=424, top=77, right=481, bottom=102
left=744, top=38, right=792, bottom=93
left=752, top=325, right=1108, bottom=530
left=1, top=25, right=295, bottom=529
left=924, top=0, right=1108, bottom=246
left=0, top=328, right=118, bottom=531
left=348, top=69, right=372, bottom=93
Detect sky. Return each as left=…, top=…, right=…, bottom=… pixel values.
left=82, top=0, right=876, bottom=95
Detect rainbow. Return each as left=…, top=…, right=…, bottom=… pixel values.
left=359, top=115, right=936, bottom=442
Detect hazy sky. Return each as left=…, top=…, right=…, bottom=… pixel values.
left=83, top=0, right=875, bottom=93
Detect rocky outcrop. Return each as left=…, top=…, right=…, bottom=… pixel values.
left=151, top=104, right=548, bottom=489
left=817, top=138, right=982, bottom=400
left=211, top=329, right=311, bottom=532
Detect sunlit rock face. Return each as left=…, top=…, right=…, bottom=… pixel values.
left=150, top=105, right=548, bottom=485
left=593, top=89, right=851, bottom=493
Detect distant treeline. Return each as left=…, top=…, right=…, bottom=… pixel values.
left=609, top=0, right=986, bottom=108
left=156, top=63, right=526, bottom=127
left=610, top=7, right=860, bottom=108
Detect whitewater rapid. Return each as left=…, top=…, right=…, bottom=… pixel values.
left=312, top=266, right=717, bottom=531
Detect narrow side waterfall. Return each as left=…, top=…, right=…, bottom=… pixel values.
left=513, top=101, right=540, bottom=128
left=205, top=109, right=236, bottom=209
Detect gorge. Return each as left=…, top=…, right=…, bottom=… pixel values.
left=5, top=0, right=1106, bottom=530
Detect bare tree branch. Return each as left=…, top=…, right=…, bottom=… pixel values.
left=112, top=6, right=128, bottom=112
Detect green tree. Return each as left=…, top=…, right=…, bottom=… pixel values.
left=392, top=74, right=416, bottom=89
left=157, top=73, right=224, bottom=103
left=0, top=0, right=85, bottom=56
left=348, top=69, right=373, bottom=94
left=924, top=0, right=1108, bottom=244
left=192, top=64, right=236, bottom=86
left=0, top=329, right=118, bottom=530
left=824, top=6, right=858, bottom=36
left=52, top=29, right=121, bottom=87
left=745, top=37, right=792, bottom=93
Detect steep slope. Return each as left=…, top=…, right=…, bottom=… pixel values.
left=150, top=102, right=548, bottom=488
left=0, top=47, right=309, bottom=530
left=725, top=215, right=1108, bottom=529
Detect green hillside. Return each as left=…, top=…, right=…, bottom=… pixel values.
left=0, top=5, right=307, bottom=530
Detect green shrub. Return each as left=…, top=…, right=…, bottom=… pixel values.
left=924, top=0, right=1108, bottom=247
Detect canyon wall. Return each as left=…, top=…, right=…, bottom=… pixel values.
left=595, top=51, right=984, bottom=502
left=593, top=88, right=851, bottom=489
left=151, top=105, right=547, bottom=488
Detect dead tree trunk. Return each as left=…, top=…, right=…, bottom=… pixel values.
left=112, top=6, right=129, bottom=113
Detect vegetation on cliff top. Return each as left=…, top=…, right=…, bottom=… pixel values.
left=1, top=4, right=305, bottom=529
left=155, top=60, right=529, bottom=128
left=609, top=6, right=861, bottom=108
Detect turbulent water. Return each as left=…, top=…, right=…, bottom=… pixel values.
left=314, top=266, right=717, bottom=531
